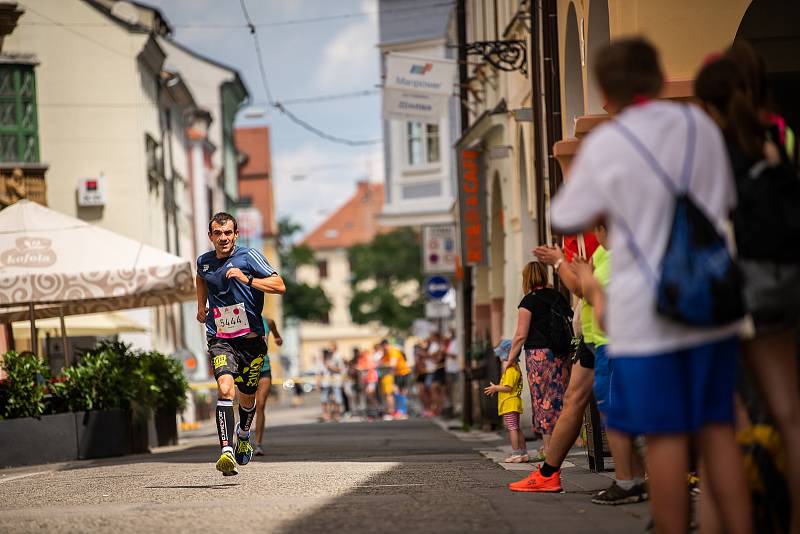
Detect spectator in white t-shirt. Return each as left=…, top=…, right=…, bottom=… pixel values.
left=549, top=38, right=751, bottom=534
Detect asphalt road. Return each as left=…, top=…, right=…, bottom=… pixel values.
left=0, top=404, right=650, bottom=533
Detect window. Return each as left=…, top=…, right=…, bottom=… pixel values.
left=406, top=122, right=440, bottom=166
left=317, top=260, right=328, bottom=278
left=0, top=65, right=39, bottom=163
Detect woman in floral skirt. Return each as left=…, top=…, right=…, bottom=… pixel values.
left=504, top=261, right=572, bottom=461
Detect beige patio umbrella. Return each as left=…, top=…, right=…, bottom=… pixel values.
left=0, top=200, right=195, bottom=362
left=11, top=311, right=148, bottom=338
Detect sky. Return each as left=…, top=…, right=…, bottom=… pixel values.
left=146, top=0, right=384, bottom=237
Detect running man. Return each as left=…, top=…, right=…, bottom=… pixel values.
left=196, top=212, right=285, bottom=476
left=254, top=317, right=282, bottom=456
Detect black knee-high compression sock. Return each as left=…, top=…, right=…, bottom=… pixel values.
left=238, top=402, right=256, bottom=434
left=216, top=399, right=235, bottom=450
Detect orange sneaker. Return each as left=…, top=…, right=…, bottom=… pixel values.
left=508, top=467, right=562, bottom=492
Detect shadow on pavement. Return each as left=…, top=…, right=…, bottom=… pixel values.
left=56, top=419, right=482, bottom=470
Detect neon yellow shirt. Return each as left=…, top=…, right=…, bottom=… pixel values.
left=498, top=364, right=523, bottom=415
left=585, top=246, right=610, bottom=347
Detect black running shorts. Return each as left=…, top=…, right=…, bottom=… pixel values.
left=576, top=339, right=596, bottom=370
left=208, top=336, right=269, bottom=395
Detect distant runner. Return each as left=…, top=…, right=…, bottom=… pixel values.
left=196, top=212, right=285, bottom=476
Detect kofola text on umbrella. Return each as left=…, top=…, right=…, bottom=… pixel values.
left=0, top=237, right=56, bottom=267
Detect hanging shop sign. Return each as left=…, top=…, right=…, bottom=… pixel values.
left=383, top=88, right=448, bottom=122
left=382, top=53, right=456, bottom=122
left=384, top=53, right=457, bottom=96
left=422, top=224, right=457, bottom=274
left=457, top=149, right=487, bottom=266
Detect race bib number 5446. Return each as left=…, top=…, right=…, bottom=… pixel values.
left=213, top=303, right=251, bottom=338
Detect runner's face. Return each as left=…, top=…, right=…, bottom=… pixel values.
left=209, top=220, right=237, bottom=257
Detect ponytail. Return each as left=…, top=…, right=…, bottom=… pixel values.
left=727, top=90, right=764, bottom=161
left=695, top=57, right=764, bottom=161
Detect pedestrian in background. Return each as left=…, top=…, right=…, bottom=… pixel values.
left=444, top=330, right=461, bottom=417
left=485, top=339, right=527, bottom=462
left=696, top=52, right=800, bottom=531
left=504, top=261, right=571, bottom=463
left=550, top=38, right=750, bottom=533
left=253, top=317, right=282, bottom=457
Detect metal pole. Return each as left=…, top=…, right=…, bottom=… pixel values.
left=28, top=302, right=36, bottom=355
left=59, top=305, right=70, bottom=367
left=456, top=0, right=473, bottom=428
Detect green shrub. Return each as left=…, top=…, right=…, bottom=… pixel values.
left=50, top=341, right=188, bottom=414
left=0, top=351, right=49, bottom=420
left=139, top=350, right=188, bottom=411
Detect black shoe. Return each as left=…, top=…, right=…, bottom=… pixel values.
left=591, top=481, right=648, bottom=505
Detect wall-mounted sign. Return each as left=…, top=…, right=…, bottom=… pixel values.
left=382, top=53, right=456, bottom=122
left=457, top=149, right=487, bottom=265
left=422, top=224, right=457, bottom=274
left=425, top=275, right=451, bottom=300
left=77, top=176, right=106, bottom=207
left=384, top=53, right=456, bottom=97
left=383, top=87, right=448, bottom=123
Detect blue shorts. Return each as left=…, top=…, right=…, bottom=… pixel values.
left=593, top=344, right=611, bottom=414
left=607, top=336, right=738, bottom=435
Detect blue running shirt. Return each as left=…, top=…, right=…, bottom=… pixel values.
left=196, top=246, right=277, bottom=338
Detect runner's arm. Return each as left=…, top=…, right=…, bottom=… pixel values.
left=225, top=268, right=286, bottom=295
left=266, top=318, right=283, bottom=345
left=195, top=274, right=208, bottom=323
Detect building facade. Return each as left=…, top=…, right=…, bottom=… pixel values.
left=296, top=181, right=387, bottom=372
left=3, top=0, right=249, bottom=374
left=378, top=0, right=458, bottom=228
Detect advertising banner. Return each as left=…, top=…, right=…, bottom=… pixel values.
left=457, top=149, right=487, bottom=265
left=384, top=53, right=456, bottom=96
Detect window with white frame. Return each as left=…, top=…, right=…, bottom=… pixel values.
left=406, top=122, right=440, bottom=166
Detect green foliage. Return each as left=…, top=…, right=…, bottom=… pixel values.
left=283, top=278, right=333, bottom=322
left=277, top=215, right=333, bottom=321
left=349, top=227, right=422, bottom=285
left=139, top=350, right=189, bottom=411
left=349, top=285, right=424, bottom=333
left=49, top=341, right=188, bottom=414
left=0, top=351, right=49, bottom=420
left=348, top=227, right=424, bottom=334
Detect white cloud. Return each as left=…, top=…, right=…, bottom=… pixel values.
left=314, top=17, right=379, bottom=91
left=272, top=143, right=384, bottom=236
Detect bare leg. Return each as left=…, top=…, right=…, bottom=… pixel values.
left=696, top=424, right=751, bottom=534
left=510, top=429, right=526, bottom=451
left=254, top=376, right=271, bottom=445
left=607, top=430, right=635, bottom=480
left=698, top=459, right=724, bottom=534
left=544, top=363, right=594, bottom=467
left=646, top=434, right=690, bottom=534
left=744, top=330, right=800, bottom=532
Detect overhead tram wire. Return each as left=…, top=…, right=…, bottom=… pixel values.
left=239, top=0, right=382, bottom=147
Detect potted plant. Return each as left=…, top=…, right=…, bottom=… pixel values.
left=0, top=351, right=79, bottom=466
left=140, top=351, right=188, bottom=447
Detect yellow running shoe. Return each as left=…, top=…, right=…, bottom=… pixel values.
left=215, top=450, right=238, bottom=476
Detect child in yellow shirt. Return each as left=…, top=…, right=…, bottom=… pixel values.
left=485, top=339, right=528, bottom=463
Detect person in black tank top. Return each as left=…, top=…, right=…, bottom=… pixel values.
left=503, top=261, right=572, bottom=462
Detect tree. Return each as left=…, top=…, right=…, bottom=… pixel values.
left=277, top=216, right=332, bottom=322
left=348, top=227, right=424, bottom=334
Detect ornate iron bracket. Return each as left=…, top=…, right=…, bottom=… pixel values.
left=464, top=40, right=527, bottom=75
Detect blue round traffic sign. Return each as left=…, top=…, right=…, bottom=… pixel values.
left=425, top=276, right=451, bottom=300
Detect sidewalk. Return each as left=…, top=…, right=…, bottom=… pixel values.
left=0, top=410, right=650, bottom=533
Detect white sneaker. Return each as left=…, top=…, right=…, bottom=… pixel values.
left=254, top=444, right=265, bottom=456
